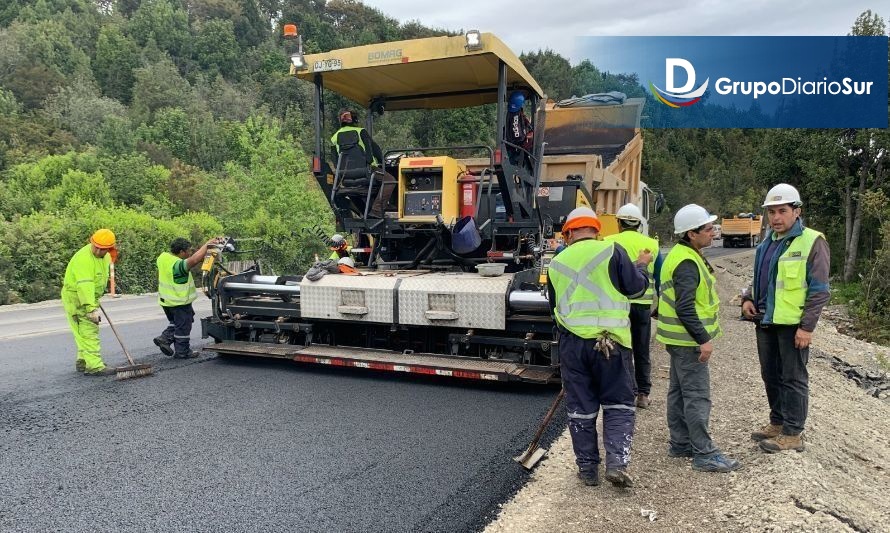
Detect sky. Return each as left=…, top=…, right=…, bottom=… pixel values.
left=360, top=0, right=879, bottom=63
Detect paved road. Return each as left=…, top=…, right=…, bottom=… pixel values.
left=0, top=295, right=562, bottom=532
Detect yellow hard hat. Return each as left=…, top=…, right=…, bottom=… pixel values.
left=90, top=228, right=116, bottom=249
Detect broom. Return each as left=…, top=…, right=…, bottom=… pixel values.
left=98, top=303, right=154, bottom=380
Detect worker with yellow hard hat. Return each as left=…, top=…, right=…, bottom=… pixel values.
left=547, top=207, right=653, bottom=488
left=61, top=229, right=118, bottom=375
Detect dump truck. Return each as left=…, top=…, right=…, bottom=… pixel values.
left=199, top=30, right=655, bottom=384
left=721, top=215, right=763, bottom=247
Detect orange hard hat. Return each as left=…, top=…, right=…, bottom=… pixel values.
left=562, top=207, right=601, bottom=232
left=90, top=228, right=116, bottom=249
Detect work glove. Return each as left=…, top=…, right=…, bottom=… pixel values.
left=86, top=309, right=101, bottom=324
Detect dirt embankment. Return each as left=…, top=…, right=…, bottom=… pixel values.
left=486, top=250, right=890, bottom=533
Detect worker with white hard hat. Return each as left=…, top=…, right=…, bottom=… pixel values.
left=657, top=204, right=741, bottom=473
left=742, top=183, right=830, bottom=453
left=605, top=203, right=662, bottom=409
left=547, top=206, right=653, bottom=488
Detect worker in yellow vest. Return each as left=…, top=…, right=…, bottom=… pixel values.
left=658, top=205, right=740, bottom=473
left=548, top=207, right=652, bottom=488
left=742, top=184, right=830, bottom=453
left=154, top=236, right=220, bottom=358
left=330, top=109, right=396, bottom=218
left=605, top=203, right=661, bottom=409
left=328, top=233, right=352, bottom=261
left=61, top=229, right=118, bottom=375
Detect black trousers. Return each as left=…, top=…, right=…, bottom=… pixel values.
left=160, top=304, right=195, bottom=356
left=755, top=324, right=809, bottom=435
left=629, top=303, right=653, bottom=395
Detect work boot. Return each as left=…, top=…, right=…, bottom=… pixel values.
left=75, top=360, right=86, bottom=373
left=83, top=367, right=116, bottom=376
left=692, top=453, right=742, bottom=473
left=153, top=336, right=174, bottom=357
left=751, top=423, right=783, bottom=441
left=173, top=350, right=200, bottom=359
left=636, top=394, right=651, bottom=409
left=759, top=433, right=805, bottom=453
left=604, top=468, right=634, bottom=488
left=577, top=470, right=600, bottom=486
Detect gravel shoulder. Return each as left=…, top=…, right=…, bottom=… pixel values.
left=485, top=249, right=890, bottom=533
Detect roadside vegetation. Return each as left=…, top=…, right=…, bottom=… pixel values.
left=0, top=1, right=887, bottom=343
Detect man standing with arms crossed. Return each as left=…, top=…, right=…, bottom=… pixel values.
left=605, top=203, right=662, bottom=408
left=548, top=207, right=652, bottom=488
left=742, top=184, right=830, bottom=453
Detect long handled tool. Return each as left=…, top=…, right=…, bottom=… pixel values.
left=514, top=387, right=565, bottom=470
left=98, top=303, right=154, bottom=380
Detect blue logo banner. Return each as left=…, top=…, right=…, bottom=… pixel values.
left=576, top=36, right=889, bottom=128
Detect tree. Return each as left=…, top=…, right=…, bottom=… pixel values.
left=521, top=49, right=574, bottom=100
left=128, top=0, right=189, bottom=58
left=43, top=76, right=129, bottom=143
left=93, top=25, right=140, bottom=103
left=192, top=18, right=240, bottom=77
left=129, top=57, right=193, bottom=122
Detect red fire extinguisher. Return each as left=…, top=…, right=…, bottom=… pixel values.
left=458, top=174, right=479, bottom=218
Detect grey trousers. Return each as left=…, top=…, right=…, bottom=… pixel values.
left=666, top=345, right=719, bottom=458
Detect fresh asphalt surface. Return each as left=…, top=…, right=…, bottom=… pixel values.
left=0, top=296, right=564, bottom=532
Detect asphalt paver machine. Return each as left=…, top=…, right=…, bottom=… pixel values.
left=201, top=31, right=606, bottom=384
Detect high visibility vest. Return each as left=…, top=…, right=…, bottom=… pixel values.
left=765, top=228, right=823, bottom=325
left=61, top=244, right=111, bottom=311
left=548, top=239, right=632, bottom=348
left=605, top=230, right=658, bottom=304
left=157, top=252, right=197, bottom=307
left=656, top=244, right=721, bottom=346
left=330, top=126, right=379, bottom=166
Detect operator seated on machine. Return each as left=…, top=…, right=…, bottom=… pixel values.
left=330, top=109, right=396, bottom=218
left=504, top=90, right=534, bottom=170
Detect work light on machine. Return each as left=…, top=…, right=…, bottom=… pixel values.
left=465, top=30, right=482, bottom=51
left=283, top=23, right=308, bottom=72
left=290, top=52, right=306, bottom=70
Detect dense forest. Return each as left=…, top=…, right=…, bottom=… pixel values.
left=0, top=1, right=887, bottom=337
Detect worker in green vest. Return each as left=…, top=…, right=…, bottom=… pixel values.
left=61, top=229, right=118, bottom=375
left=658, top=204, right=740, bottom=473
left=605, top=203, right=662, bottom=409
left=548, top=206, right=652, bottom=488
left=330, top=109, right=396, bottom=218
left=154, top=236, right=220, bottom=358
left=742, top=183, right=830, bottom=453
left=328, top=233, right=352, bottom=261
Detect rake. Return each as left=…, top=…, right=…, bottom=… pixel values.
left=98, top=303, right=154, bottom=380
left=514, top=388, right=565, bottom=470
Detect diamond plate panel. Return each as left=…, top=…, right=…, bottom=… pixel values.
left=300, top=273, right=398, bottom=322
left=399, top=272, right=513, bottom=329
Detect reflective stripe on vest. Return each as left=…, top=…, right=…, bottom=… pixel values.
left=548, top=240, right=632, bottom=347
left=157, top=252, right=197, bottom=307
left=330, top=126, right=379, bottom=166
left=771, top=228, right=823, bottom=325
left=656, top=244, right=721, bottom=346
left=604, top=230, right=658, bottom=304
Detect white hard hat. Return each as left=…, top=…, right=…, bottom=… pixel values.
left=674, top=204, right=717, bottom=234
left=762, top=183, right=802, bottom=207
left=616, top=203, right=643, bottom=223
left=337, top=256, right=355, bottom=268
left=331, top=233, right=345, bottom=245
